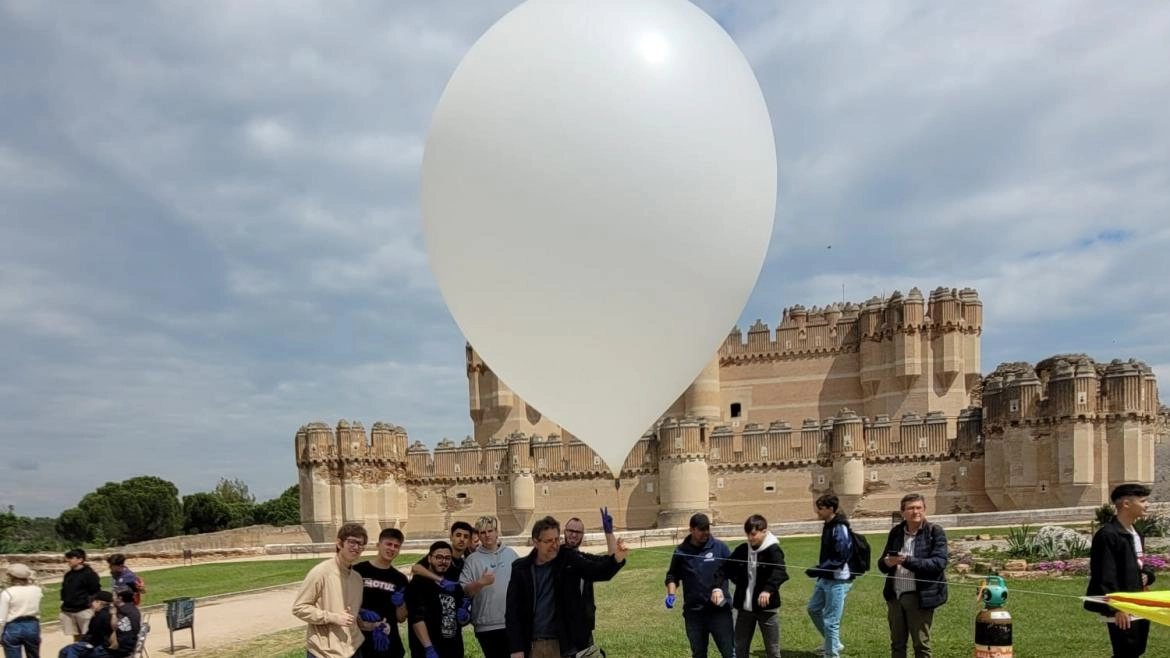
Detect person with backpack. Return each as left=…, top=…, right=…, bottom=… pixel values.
left=805, top=495, right=858, bottom=658
left=877, top=493, right=948, bottom=658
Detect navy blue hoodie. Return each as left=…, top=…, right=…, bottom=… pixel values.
left=664, top=536, right=732, bottom=612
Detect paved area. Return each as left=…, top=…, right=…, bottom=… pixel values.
left=37, top=584, right=304, bottom=656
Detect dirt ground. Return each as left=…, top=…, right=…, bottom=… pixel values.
left=37, top=583, right=305, bottom=657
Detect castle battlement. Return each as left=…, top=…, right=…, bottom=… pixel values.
left=982, top=355, right=1160, bottom=426
left=721, top=286, right=982, bottom=359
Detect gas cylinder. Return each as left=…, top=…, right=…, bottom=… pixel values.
left=974, top=575, right=1013, bottom=657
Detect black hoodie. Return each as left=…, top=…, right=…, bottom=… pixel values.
left=61, top=564, right=101, bottom=612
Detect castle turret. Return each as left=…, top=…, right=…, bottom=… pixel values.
left=507, top=432, right=536, bottom=534
left=830, top=409, right=865, bottom=512
left=684, top=355, right=722, bottom=421
left=892, top=289, right=923, bottom=381
left=1104, top=360, right=1153, bottom=487
left=657, top=417, right=710, bottom=527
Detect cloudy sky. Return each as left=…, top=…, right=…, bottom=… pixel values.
left=2, top=0, right=1168, bottom=517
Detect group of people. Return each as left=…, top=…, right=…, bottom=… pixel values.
left=663, top=493, right=948, bottom=658
left=293, top=510, right=629, bottom=658
left=295, top=482, right=1160, bottom=658
left=0, top=549, right=145, bottom=658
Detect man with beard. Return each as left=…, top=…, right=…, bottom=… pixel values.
left=559, top=509, right=620, bottom=654
left=407, top=542, right=466, bottom=658
left=411, top=522, right=474, bottom=594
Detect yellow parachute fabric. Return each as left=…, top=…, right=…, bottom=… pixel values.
left=1105, top=591, right=1170, bottom=627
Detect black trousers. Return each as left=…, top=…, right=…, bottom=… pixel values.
left=475, top=628, right=512, bottom=658
left=1107, top=619, right=1149, bottom=658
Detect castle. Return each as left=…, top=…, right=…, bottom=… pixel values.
left=295, top=286, right=1164, bottom=541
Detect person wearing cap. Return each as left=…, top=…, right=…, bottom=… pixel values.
left=1, top=563, right=42, bottom=657
left=663, top=513, right=734, bottom=658
left=58, top=590, right=117, bottom=658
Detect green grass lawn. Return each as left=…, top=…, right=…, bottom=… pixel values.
left=210, top=531, right=1167, bottom=658
left=38, top=553, right=421, bottom=622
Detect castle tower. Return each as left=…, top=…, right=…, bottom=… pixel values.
left=1104, top=360, right=1154, bottom=487
left=506, top=433, right=536, bottom=535
left=892, top=289, right=924, bottom=382
left=980, top=374, right=1007, bottom=509
left=829, top=409, right=865, bottom=512
left=683, top=355, right=722, bottom=420
left=657, top=417, right=710, bottom=527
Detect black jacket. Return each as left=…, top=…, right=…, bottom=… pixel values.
left=877, top=521, right=949, bottom=609
left=505, top=546, right=625, bottom=657
left=61, top=564, right=101, bottom=612
left=562, top=548, right=616, bottom=636
left=1084, top=519, right=1157, bottom=616
left=713, top=537, right=789, bottom=611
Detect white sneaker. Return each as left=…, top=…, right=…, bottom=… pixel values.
left=814, top=643, right=845, bottom=656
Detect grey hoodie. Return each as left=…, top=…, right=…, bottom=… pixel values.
left=459, top=542, right=519, bottom=632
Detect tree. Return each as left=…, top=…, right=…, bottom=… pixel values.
left=253, top=485, right=301, bottom=527
left=58, top=476, right=183, bottom=546
left=182, top=493, right=232, bottom=534
left=213, top=477, right=256, bottom=529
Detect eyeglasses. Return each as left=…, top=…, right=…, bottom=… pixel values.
left=431, top=554, right=453, bottom=561
left=343, top=538, right=367, bottom=548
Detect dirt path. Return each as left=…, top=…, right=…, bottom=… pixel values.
left=37, top=584, right=305, bottom=657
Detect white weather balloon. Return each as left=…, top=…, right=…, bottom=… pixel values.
left=420, top=0, right=776, bottom=477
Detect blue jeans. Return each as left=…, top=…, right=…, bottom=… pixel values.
left=58, top=643, right=106, bottom=658
left=683, top=607, right=734, bottom=658
left=1, top=618, right=40, bottom=658
left=807, top=579, right=852, bottom=658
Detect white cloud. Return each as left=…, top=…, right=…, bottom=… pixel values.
left=2, top=0, right=1168, bottom=515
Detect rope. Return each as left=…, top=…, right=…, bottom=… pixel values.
left=637, top=543, right=1116, bottom=603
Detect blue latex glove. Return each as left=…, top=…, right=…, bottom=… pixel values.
left=600, top=506, right=614, bottom=533
left=664, top=593, right=676, bottom=609
left=456, top=598, right=472, bottom=625
left=391, top=589, right=406, bottom=607
left=425, top=646, right=440, bottom=658
left=439, top=578, right=458, bottom=593
left=372, top=624, right=391, bottom=653
left=359, top=608, right=381, bottom=623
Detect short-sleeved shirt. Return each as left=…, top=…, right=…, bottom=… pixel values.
left=353, top=561, right=408, bottom=658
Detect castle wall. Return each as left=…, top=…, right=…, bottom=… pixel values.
left=297, top=287, right=1162, bottom=539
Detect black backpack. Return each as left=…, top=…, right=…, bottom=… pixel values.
left=847, top=527, right=871, bottom=576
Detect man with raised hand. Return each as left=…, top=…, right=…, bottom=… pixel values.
left=561, top=508, right=622, bottom=655
left=293, top=523, right=379, bottom=658
left=506, top=515, right=628, bottom=658
left=411, top=522, right=474, bottom=593
left=354, top=527, right=409, bottom=658
left=1085, top=483, right=1157, bottom=657
left=460, top=516, right=518, bottom=658
left=663, top=513, right=734, bottom=658
left=878, top=493, right=949, bottom=658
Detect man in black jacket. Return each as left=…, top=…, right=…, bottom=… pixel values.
left=712, top=514, right=789, bottom=658
left=1085, top=483, right=1156, bottom=658
left=877, top=493, right=948, bottom=658
left=505, top=515, right=628, bottom=658
left=59, top=548, right=102, bottom=641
